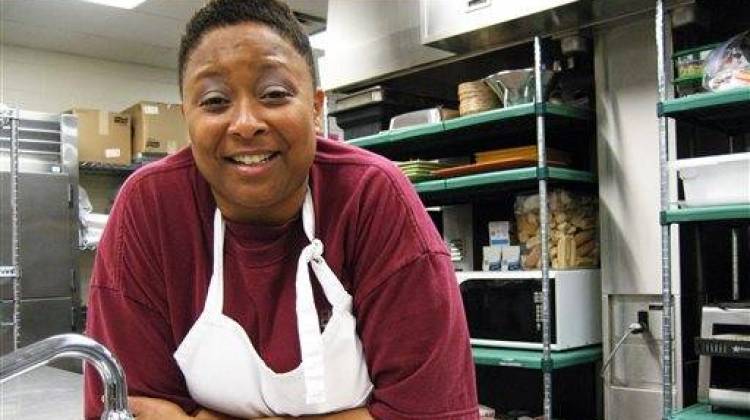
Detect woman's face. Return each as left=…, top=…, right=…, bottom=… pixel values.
left=182, top=22, right=322, bottom=224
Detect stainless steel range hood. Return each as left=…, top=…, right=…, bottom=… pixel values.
left=420, top=0, right=694, bottom=54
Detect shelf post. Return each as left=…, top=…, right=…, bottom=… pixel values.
left=2, top=106, right=22, bottom=351
left=534, top=35, right=553, bottom=420
left=656, top=1, right=674, bottom=418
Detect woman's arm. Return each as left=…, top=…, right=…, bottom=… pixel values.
left=269, top=408, right=373, bottom=420
left=130, top=401, right=373, bottom=420
left=197, top=408, right=374, bottom=420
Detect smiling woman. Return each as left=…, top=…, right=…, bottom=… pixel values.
left=83, top=1, right=479, bottom=420
left=182, top=21, right=320, bottom=225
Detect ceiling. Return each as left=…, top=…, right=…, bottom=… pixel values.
left=0, top=0, right=327, bottom=69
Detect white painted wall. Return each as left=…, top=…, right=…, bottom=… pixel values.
left=0, top=44, right=180, bottom=114
left=595, top=15, right=682, bottom=419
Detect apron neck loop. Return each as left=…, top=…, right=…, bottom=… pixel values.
left=302, top=187, right=315, bottom=242
left=205, top=209, right=226, bottom=315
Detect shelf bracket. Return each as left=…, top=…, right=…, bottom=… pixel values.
left=534, top=102, right=548, bottom=116
left=540, top=356, right=554, bottom=373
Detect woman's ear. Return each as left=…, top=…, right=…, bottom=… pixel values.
left=313, top=89, right=325, bottom=117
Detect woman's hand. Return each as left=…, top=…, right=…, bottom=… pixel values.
left=128, top=397, right=192, bottom=420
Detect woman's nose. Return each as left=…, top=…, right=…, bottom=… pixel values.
left=227, top=101, right=268, bottom=140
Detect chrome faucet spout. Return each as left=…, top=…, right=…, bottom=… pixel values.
left=0, top=333, right=133, bottom=420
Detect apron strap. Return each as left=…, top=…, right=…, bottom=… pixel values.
left=300, top=189, right=352, bottom=309
left=301, top=188, right=316, bottom=243
left=204, top=209, right=226, bottom=315
left=295, top=244, right=327, bottom=405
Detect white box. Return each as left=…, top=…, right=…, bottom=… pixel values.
left=671, top=152, right=750, bottom=207
left=488, top=221, right=510, bottom=246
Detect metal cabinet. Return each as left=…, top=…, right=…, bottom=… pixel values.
left=0, top=108, right=79, bottom=356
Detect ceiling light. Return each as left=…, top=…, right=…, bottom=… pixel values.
left=81, top=0, right=147, bottom=9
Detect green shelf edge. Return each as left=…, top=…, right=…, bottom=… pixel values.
left=412, top=167, right=595, bottom=194
left=659, top=88, right=750, bottom=117
left=346, top=103, right=593, bottom=151
left=388, top=121, right=445, bottom=141
left=548, top=167, right=597, bottom=183
left=413, top=179, right=445, bottom=193
left=671, top=403, right=750, bottom=420
left=346, top=131, right=392, bottom=149
left=544, top=102, right=594, bottom=121
left=662, top=204, right=750, bottom=224
left=445, top=167, right=539, bottom=189
left=443, top=103, right=536, bottom=130
left=472, top=345, right=602, bottom=370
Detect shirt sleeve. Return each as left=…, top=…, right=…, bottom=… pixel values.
left=84, top=180, right=197, bottom=419
left=356, top=252, right=479, bottom=420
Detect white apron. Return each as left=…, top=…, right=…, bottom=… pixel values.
left=174, top=189, right=373, bottom=418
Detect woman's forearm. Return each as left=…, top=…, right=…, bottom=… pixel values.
left=194, top=407, right=373, bottom=420
left=295, top=407, right=374, bottom=420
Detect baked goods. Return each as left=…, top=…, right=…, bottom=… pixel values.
left=515, top=189, right=599, bottom=270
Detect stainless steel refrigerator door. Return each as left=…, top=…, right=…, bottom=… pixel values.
left=0, top=298, right=73, bottom=355
left=0, top=172, right=74, bottom=299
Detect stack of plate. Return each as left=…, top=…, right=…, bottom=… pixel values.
left=458, top=80, right=501, bottom=116
left=396, top=160, right=449, bottom=182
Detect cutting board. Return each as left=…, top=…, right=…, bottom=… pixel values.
left=432, top=156, right=569, bottom=178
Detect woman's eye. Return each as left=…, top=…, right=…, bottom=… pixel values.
left=261, top=88, right=292, bottom=101
left=199, top=96, right=229, bottom=109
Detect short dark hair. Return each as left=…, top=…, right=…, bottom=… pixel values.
left=178, top=0, right=316, bottom=92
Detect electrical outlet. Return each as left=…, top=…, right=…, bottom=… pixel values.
left=647, top=304, right=664, bottom=340
left=637, top=310, right=649, bottom=332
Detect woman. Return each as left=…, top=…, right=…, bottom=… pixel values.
left=85, top=1, right=478, bottom=419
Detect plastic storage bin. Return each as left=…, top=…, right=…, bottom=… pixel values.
left=672, top=43, right=718, bottom=79
left=671, top=153, right=750, bottom=207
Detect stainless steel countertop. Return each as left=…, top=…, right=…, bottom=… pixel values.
left=0, top=366, right=83, bottom=420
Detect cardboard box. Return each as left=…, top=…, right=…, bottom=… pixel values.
left=71, top=109, right=132, bottom=165
left=123, top=102, right=189, bottom=161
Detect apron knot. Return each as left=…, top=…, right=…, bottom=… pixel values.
left=310, top=239, right=324, bottom=262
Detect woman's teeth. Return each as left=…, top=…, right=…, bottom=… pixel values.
left=230, top=153, right=275, bottom=165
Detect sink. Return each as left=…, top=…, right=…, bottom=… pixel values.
left=0, top=366, right=83, bottom=420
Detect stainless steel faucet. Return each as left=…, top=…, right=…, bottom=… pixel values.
left=0, top=333, right=134, bottom=420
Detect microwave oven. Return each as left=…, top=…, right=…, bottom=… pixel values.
left=457, top=269, right=601, bottom=350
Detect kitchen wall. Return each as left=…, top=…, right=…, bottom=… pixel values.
left=594, top=13, right=682, bottom=419
left=0, top=44, right=182, bottom=308
left=0, top=44, right=180, bottom=113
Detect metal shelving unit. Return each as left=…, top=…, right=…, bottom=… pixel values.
left=655, top=2, right=750, bottom=419
left=346, top=36, right=598, bottom=420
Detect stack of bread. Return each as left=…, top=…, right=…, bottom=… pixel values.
left=515, top=189, right=598, bottom=270
left=457, top=80, right=501, bottom=116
